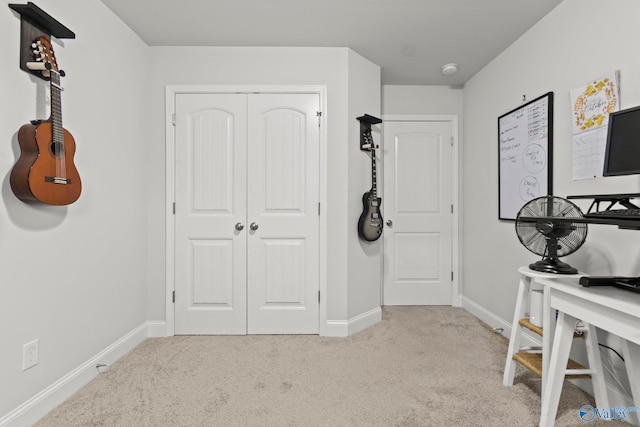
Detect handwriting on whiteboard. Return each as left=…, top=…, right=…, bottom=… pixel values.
left=499, top=93, right=551, bottom=220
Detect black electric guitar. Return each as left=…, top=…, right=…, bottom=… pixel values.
left=358, top=129, right=383, bottom=241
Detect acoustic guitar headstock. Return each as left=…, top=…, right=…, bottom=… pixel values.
left=31, top=36, right=63, bottom=78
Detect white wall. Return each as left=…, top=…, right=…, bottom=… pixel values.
left=382, top=85, right=463, bottom=116
left=0, top=0, right=150, bottom=421
left=347, top=50, right=382, bottom=320
left=2, top=28, right=382, bottom=421
left=462, top=0, right=640, bottom=402
left=462, top=0, right=640, bottom=327
left=145, top=47, right=381, bottom=332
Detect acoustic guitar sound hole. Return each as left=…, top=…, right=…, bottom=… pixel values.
left=50, top=142, right=62, bottom=156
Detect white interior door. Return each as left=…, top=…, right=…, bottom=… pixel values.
left=174, top=93, right=248, bottom=334
left=174, top=92, right=319, bottom=334
left=247, top=94, right=320, bottom=334
left=383, top=120, right=453, bottom=305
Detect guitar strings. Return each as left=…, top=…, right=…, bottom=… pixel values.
left=51, top=70, right=66, bottom=181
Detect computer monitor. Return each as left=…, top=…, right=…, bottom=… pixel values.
left=603, top=105, right=640, bottom=176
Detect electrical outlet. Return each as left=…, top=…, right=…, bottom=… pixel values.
left=23, top=339, right=39, bottom=371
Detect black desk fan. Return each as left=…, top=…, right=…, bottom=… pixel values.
left=515, top=196, right=588, bottom=274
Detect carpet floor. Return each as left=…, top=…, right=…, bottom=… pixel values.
left=35, top=306, right=612, bottom=426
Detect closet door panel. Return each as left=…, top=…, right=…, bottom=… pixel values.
left=174, top=93, right=248, bottom=335
left=247, top=93, right=320, bottom=334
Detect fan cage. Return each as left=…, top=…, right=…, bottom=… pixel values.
left=515, top=195, right=588, bottom=259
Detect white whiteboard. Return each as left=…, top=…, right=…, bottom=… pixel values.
left=498, top=92, right=553, bottom=220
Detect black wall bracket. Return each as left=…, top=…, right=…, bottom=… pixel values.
left=357, top=114, right=382, bottom=151
left=8, top=2, right=75, bottom=81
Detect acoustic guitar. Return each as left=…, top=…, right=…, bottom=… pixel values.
left=11, top=36, right=81, bottom=205
left=357, top=128, right=383, bottom=241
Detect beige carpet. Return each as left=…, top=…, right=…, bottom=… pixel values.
left=36, top=306, right=608, bottom=426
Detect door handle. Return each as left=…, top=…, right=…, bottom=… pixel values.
left=235, top=222, right=244, bottom=231
left=250, top=222, right=259, bottom=231
left=386, top=219, right=393, bottom=227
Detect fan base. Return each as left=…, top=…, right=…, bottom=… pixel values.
left=529, top=259, right=578, bottom=275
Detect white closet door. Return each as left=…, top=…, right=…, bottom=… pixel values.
left=383, top=120, right=453, bottom=305
left=174, top=92, right=320, bottom=334
left=247, top=94, right=320, bottom=334
left=174, top=93, right=248, bottom=334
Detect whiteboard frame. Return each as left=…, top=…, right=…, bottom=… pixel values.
left=498, top=92, right=554, bottom=220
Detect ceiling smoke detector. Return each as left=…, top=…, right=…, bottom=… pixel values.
left=441, top=63, right=458, bottom=75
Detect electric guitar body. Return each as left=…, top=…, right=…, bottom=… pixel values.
left=11, top=121, right=81, bottom=205
left=358, top=189, right=383, bottom=242
left=10, top=36, right=81, bottom=206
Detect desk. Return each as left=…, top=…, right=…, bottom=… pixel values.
left=537, top=276, right=640, bottom=426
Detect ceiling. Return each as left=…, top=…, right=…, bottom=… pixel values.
left=100, top=0, right=563, bottom=86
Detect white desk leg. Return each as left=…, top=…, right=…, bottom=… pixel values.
left=584, top=323, right=608, bottom=410
left=540, top=312, right=576, bottom=427
left=621, top=340, right=640, bottom=425
left=503, top=275, right=531, bottom=386
left=541, top=284, right=553, bottom=401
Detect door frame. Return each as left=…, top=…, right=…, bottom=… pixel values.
left=381, top=115, right=461, bottom=307
left=165, top=85, right=328, bottom=336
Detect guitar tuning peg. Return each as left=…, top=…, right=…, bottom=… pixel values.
left=59, top=70, right=66, bottom=77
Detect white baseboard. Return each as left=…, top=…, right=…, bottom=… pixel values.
left=325, top=306, right=382, bottom=337
left=461, top=296, right=541, bottom=348
left=147, top=320, right=167, bottom=338
left=0, top=321, right=164, bottom=427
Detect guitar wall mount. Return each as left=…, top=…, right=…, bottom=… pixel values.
left=357, top=114, right=382, bottom=151
left=9, top=2, right=75, bottom=81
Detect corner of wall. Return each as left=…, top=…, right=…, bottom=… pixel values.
left=345, top=49, right=382, bottom=324
left=325, top=307, right=383, bottom=337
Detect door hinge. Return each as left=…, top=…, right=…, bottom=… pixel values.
left=451, top=271, right=454, bottom=281
left=317, top=111, right=322, bottom=127
left=318, top=202, right=321, bottom=216
left=172, top=291, right=175, bottom=303
left=173, top=202, right=176, bottom=215
left=172, top=113, right=176, bottom=126
left=318, top=290, right=321, bottom=304
left=451, top=204, right=454, bottom=214
left=451, top=136, right=454, bottom=147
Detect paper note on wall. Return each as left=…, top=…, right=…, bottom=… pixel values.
left=572, top=128, right=608, bottom=180
left=570, top=71, right=620, bottom=180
